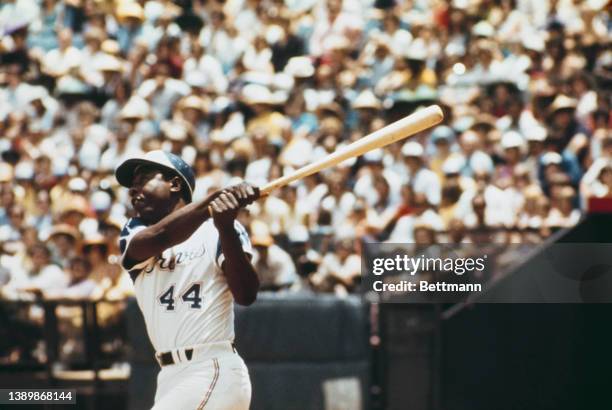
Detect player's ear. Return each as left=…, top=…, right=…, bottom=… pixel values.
left=169, top=176, right=182, bottom=193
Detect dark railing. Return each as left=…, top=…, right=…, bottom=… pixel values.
left=0, top=299, right=128, bottom=385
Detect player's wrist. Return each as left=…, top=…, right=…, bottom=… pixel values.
left=212, top=215, right=236, bottom=230
left=214, top=219, right=235, bottom=228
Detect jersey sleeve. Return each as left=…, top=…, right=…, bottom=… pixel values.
left=215, top=220, right=253, bottom=269
left=119, top=218, right=154, bottom=276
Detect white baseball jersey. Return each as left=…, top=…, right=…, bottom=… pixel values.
left=119, top=218, right=252, bottom=352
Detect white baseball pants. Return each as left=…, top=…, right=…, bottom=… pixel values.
left=152, top=341, right=251, bottom=410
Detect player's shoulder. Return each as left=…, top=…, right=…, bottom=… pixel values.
left=120, top=217, right=146, bottom=237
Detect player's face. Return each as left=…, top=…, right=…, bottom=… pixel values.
left=129, top=167, right=177, bottom=224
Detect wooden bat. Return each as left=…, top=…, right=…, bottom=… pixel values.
left=259, top=105, right=444, bottom=195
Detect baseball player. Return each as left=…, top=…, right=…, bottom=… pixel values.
left=114, top=150, right=259, bottom=409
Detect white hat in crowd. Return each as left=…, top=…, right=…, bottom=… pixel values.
left=526, top=126, right=547, bottom=142
left=401, top=141, right=424, bottom=157
left=470, top=151, right=494, bottom=174
left=442, top=156, right=466, bottom=175
left=352, top=90, right=382, bottom=110
left=161, top=120, right=188, bottom=141
left=541, top=152, right=563, bottom=166
left=501, top=131, right=525, bottom=149
left=91, top=191, right=112, bottom=212
left=284, top=56, right=315, bottom=78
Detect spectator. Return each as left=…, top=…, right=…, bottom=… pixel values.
left=287, top=225, right=321, bottom=294
left=45, top=257, right=97, bottom=300
left=0, top=204, right=25, bottom=243
left=388, top=193, right=444, bottom=243
left=82, top=236, right=121, bottom=284
left=312, top=238, right=360, bottom=296
left=116, top=2, right=145, bottom=54
left=250, top=221, right=298, bottom=290
left=41, top=28, right=82, bottom=79
left=46, top=224, right=80, bottom=269
left=546, top=186, right=581, bottom=228
left=2, top=243, right=68, bottom=300
left=401, top=141, right=441, bottom=206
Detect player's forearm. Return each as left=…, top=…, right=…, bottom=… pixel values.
left=127, top=194, right=216, bottom=262
left=218, top=226, right=259, bottom=306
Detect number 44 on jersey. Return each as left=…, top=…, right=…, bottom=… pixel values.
left=158, top=283, right=203, bottom=311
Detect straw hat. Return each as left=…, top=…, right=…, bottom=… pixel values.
left=524, top=185, right=543, bottom=199
left=316, top=102, right=344, bottom=119
left=180, top=95, right=209, bottom=112
left=529, top=79, right=556, bottom=97
left=471, top=113, right=497, bottom=130
left=60, top=196, right=90, bottom=216
left=116, top=2, right=145, bottom=23
left=549, top=95, right=578, bottom=114
left=82, top=235, right=108, bottom=251
left=103, top=220, right=123, bottom=234
left=101, top=39, right=121, bottom=55
left=95, top=54, right=124, bottom=73
left=84, top=27, right=105, bottom=43
left=48, top=224, right=80, bottom=241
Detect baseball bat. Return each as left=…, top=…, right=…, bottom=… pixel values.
left=259, top=104, right=444, bottom=195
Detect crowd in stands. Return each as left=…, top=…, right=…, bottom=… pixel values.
left=0, top=0, right=609, bottom=302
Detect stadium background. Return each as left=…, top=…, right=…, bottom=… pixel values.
left=0, top=0, right=610, bottom=409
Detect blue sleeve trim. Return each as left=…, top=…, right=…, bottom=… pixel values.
left=216, top=238, right=223, bottom=263
left=216, top=222, right=251, bottom=267
left=235, top=222, right=251, bottom=248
